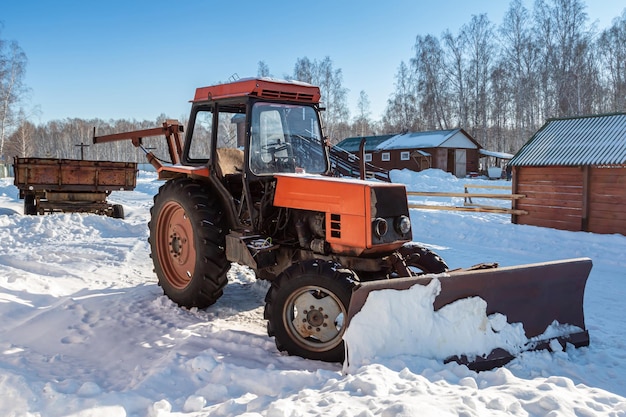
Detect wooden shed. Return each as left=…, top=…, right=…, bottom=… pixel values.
left=510, top=113, right=626, bottom=235
left=337, top=129, right=481, bottom=178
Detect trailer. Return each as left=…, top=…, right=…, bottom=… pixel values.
left=13, top=157, right=137, bottom=218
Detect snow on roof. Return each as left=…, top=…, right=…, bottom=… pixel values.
left=375, top=129, right=479, bottom=151
left=510, top=113, right=626, bottom=166
left=479, top=149, right=514, bottom=159
left=376, top=130, right=457, bottom=150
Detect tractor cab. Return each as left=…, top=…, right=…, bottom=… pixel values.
left=181, top=78, right=330, bottom=233
left=183, top=78, right=328, bottom=176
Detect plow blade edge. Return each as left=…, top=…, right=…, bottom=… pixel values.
left=346, top=257, right=592, bottom=371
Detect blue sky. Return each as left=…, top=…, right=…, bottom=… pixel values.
left=2, top=0, right=625, bottom=126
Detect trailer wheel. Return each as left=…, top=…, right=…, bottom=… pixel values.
left=399, top=242, right=449, bottom=274
left=24, top=194, right=37, bottom=215
left=111, top=204, right=124, bottom=219
left=264, top=260, right=357, bottom=362
left=149, top=178, right=230, bottom=309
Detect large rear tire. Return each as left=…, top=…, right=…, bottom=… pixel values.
left=149, top=178, right=230, bottom=309
left=264, top=260, right=357, bottom=362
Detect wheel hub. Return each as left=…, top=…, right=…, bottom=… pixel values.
left=156, top=201, right=196, bottom=289
left=304, top=306, right=328, bottom=328
left=169, top=230, right=189, bottom=262
left=291, top=290, right=343, bottom=343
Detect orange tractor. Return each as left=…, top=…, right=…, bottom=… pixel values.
left=94, top=78, right=591, bottom=369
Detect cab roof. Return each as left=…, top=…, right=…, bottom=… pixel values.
left=192, top=77, right=321, bottom=104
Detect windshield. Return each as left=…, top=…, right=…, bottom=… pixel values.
left=249, top=102, right=327, bottom=175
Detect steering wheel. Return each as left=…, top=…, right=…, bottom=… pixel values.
left=261, top=137, right=290, bottom=159
left=260, top=138, right=295, bottom=172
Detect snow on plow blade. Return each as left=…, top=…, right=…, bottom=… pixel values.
left=344, top=258, right=592, bottom=372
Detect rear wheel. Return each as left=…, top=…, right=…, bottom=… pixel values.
left=399, top=242, right=449, bottom=274
left=264, top=260, right=357, bottom=362
left=24, top=194, right=37, bottom=215
left=111, top=204, right=124, bottom=219
left=149, top=178, right=230, bottom=308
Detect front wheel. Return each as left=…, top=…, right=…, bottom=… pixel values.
left=399, top=242, right=449, bottom=274
left=149, top=178, right=230, bottom=309
left=264, top=260, right=358, bottom=362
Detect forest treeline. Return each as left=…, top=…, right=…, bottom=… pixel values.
left=1, top=0, right=625, bottom=163
left=381, top=0, right=626, bottom=153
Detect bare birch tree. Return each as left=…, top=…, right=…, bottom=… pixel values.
left=411, top=34, right=450, bottom=129
left=498, top=0, right=541, bottom=146
left=534, top=0, right=595, bottom=117
left=353, top=90, right=374, bottom=137
left=0, top=32, right=28, bottom=162
left=382, top=61, right=418, bottom=132
left=441, top=29, right=469, bottom=128
left=293, top=56, right=349, bottom=143
left=463, top=14, right=496, bottom=146
left=597, top=11, right=626, bottom=112
left=257, top=61, right=271, bottom=78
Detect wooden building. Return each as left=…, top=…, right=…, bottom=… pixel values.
left=337, top=129, right=481, bottom=178
left=510, top=113, right=626, bottom=235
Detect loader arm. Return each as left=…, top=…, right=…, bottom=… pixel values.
left=92, top=120, right=185, bottom=170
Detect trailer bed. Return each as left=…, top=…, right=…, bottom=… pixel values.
left=13, top=157, right=137, bottom=218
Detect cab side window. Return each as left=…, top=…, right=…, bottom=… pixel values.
left=187, top=110, right=213, bottom=162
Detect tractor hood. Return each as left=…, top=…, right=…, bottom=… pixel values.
left=272, top=174, right=411, bottom=255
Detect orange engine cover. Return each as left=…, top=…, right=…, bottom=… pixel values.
left=272, top=174, right=410, bottom=256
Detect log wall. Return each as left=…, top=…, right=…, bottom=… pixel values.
left=587, top=166, right=626, bottom=235
left=512, top=165, right=626, bottom=235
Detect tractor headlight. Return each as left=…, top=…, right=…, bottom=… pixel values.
left=373, top=217, right=388, bottom=238
left=395, top=215, right=411, bottom=234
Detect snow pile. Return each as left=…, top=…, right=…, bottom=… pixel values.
left=343, top=278, right=528, bottom=373
left=1, top=170, right=626, bottom=416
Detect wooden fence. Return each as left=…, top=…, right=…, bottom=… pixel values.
left=407, top=184, right=527, bottom=215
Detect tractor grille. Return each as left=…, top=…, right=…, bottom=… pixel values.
left=371, top=186, right=408, bottom=218
left=258, top=89, right=316, bottom=102
left=330, top=213, right=341, bottom=238
left=370, top=185, right=411, bottom=245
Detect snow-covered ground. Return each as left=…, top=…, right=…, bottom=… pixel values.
left=0, top=169, right=625, bottom=417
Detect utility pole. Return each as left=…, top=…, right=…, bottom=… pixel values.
left=75, top=142, right=89, bottom=160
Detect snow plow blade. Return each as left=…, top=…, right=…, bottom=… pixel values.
left=345, top=258, right=592, bottom=371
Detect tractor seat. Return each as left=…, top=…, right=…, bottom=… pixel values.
left=216, top=148, right=244, bottom=176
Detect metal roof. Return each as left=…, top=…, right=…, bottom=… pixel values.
left=337, top=128, right=481, bottom=152
left=335, top=135, right=394, bottom=152
left=509, top=113, right=626, bottom=166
